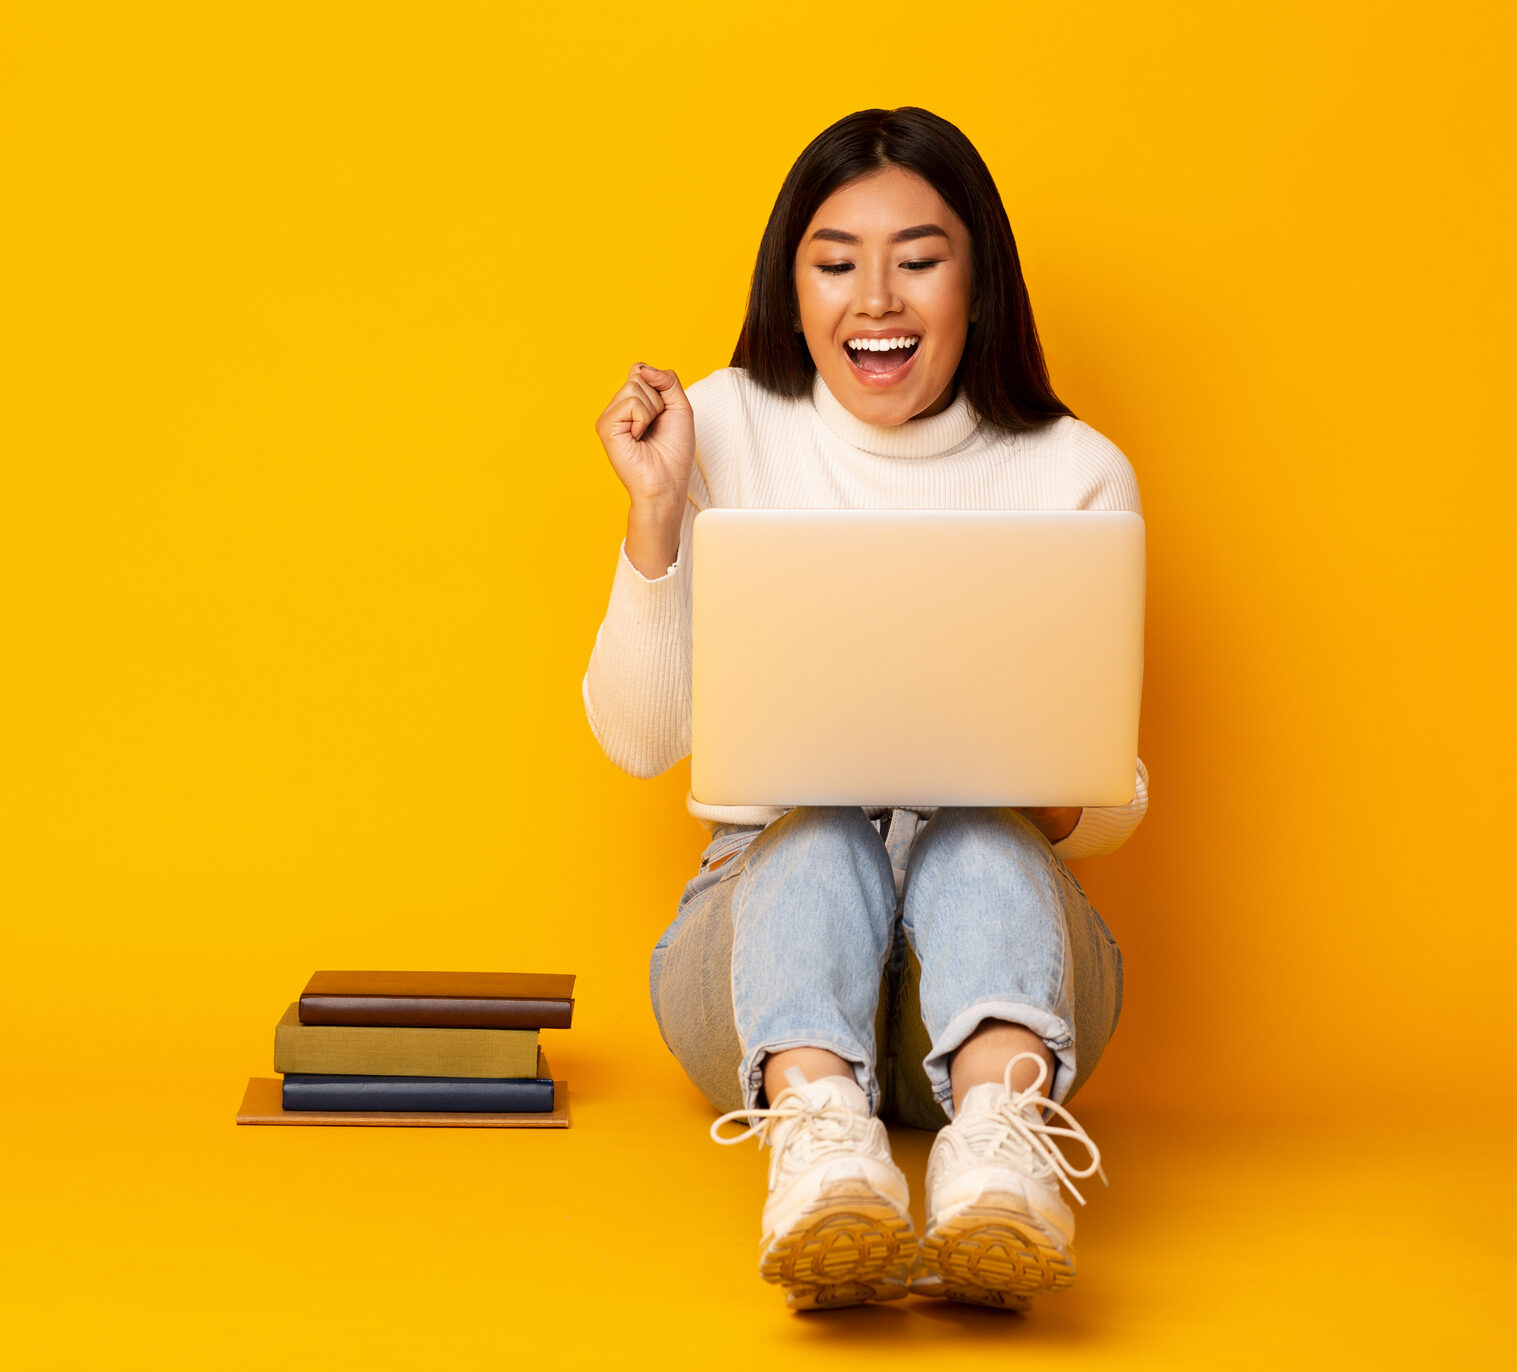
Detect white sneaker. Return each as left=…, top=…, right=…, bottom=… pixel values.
left=913, top=1052, right=1107, bottom=1310
left=711, top=1067, right=917, bottom=1310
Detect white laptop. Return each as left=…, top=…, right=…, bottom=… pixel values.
left=690, top=509, right=1144, bottom=808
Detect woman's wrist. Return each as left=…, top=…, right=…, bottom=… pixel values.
left=625, top=498, right=684, bottom=579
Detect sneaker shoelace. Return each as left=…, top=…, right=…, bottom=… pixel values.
left=956, top=1051, right=1109, bottom=1207
left=710, top=1073, right=867, bottom=1178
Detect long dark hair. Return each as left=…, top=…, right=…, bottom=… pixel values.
left=731, top=107, right=1074, bottom=433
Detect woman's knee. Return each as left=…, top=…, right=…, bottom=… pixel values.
left=752, top=805, right=891, bottom=875
left=918, top=805, right=1050, bottom=868
left=771, top=803, right=878, bottom=842
left=928, top=801, right=1049, bottom=843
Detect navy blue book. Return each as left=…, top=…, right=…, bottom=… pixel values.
left=282, top=1069, right=554, bottom=1113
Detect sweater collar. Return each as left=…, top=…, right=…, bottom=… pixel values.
left=810, top=370, right=981, bottom=458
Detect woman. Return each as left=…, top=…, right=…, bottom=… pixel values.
left=582, top=107, right=1147, bottom=1313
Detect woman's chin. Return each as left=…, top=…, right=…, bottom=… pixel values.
left=840, top=395, right=911, bottom=426
left=828, top=369, right=923, bottom=424
left=841, top=381, right=949, bottom=427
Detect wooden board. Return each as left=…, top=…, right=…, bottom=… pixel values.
left=235, top=1076, right=570, bottom=1127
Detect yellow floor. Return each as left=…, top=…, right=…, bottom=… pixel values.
left=6, top=1033, right=1512, bottom=1370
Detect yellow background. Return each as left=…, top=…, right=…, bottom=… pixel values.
left=3, top=1, right=1513, bottom=1366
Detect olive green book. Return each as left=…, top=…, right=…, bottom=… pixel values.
left=272, top=1003, right=540, bottom=1078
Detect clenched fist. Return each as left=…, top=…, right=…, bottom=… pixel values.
left=594, top=363, right=695, bottom=510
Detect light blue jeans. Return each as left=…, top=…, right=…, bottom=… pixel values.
left=648, top=805, right=1124, bottom=1129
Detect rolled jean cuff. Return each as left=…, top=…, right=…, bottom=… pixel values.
left=925, top=1000, right=1076, bottom=1120
left=741, top=1036, right=881, bottom=1116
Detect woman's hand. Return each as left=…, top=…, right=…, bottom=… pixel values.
left=1015, top=806, right=1082, bottom=845
left=594, top=363, right=695, bottom=509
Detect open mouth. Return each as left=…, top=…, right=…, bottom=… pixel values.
left=845, top=338, right=920, bottom=376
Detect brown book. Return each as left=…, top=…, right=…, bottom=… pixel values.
left=298, top=970, right=575, bottom=1029
left=273, top=1003, right=541, bottom=1078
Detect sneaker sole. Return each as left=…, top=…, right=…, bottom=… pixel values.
left=914, top=1189, right=1074, bottom=1309
left=759, top=1177, right=917, bottom=1311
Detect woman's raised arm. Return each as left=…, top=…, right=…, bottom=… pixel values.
left=582, top=364, right=706, bottom=778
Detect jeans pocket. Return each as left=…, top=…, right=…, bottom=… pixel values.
left=702, top=824, right=765, bottom=867
left=661, top=825, right=764, bottom=945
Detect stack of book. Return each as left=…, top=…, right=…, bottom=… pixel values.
left=236, top=970, right=573, bottom=1128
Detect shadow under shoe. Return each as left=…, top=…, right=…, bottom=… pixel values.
left=712, top=1067, right=917, bottom=1311
left=912, top=1052, right=1106, bottom=1311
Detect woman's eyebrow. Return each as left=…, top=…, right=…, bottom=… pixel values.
left=806, top=223, right=951, bottom=246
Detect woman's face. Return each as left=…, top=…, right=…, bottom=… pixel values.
left=793, top=164, right=977, bottom=426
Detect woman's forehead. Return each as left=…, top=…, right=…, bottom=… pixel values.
left=805, top=167, right=964, bottom=240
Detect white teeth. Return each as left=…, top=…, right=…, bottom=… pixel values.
left=846, top=336, right=920, bottom=351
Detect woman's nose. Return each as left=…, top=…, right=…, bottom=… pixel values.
left=853, top=261, right=901, bottom=317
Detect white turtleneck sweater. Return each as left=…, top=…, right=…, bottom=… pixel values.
left=581, top=367, right=1149, bottom=860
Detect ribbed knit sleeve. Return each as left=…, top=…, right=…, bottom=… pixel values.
left=581, top=479, right=706, bottom=779
left=581, top=373, right=724, bottom=779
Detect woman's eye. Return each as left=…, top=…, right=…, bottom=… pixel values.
left=816, top=260, right=942, bottom=275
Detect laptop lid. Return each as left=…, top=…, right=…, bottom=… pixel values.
left=690, top=509, right=1145, bottom=808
